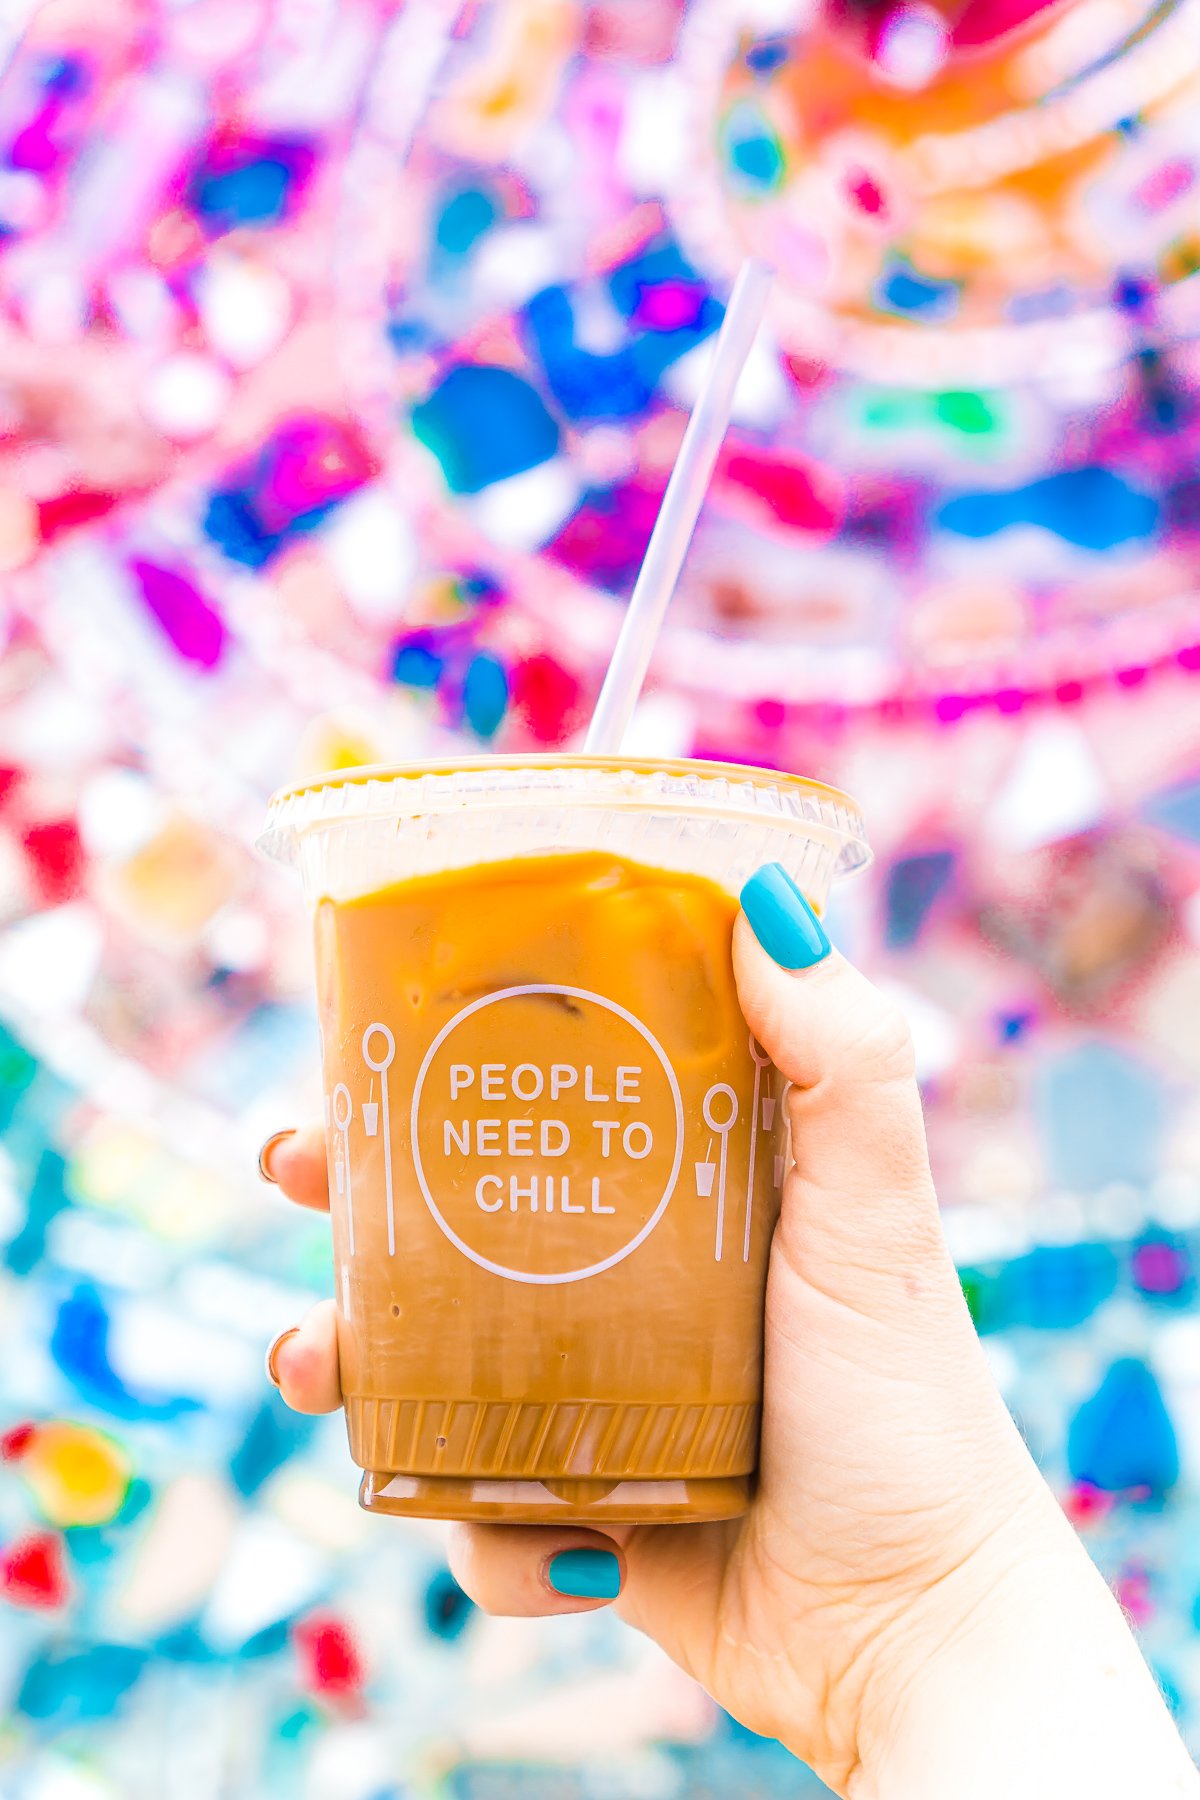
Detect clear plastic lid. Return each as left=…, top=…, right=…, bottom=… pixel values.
left=258, top=755, right=871, bottom=903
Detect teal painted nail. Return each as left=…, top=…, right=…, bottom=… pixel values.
left=740, top=863, right=832, bottom=971
left=547, top=1548, right=621, bottom=1601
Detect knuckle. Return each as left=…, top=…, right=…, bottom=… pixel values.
left=857, top=995, right=917, bottom=1082
left=828, top=983, right=916, bottom=1085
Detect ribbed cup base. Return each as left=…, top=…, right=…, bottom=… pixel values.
left=344, top=1394, right=759, bottom=1482
left=359, top=1469, right=753, bottom=1524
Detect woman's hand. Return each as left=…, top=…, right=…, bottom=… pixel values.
left=262, top=866, right=1197, bottom=1799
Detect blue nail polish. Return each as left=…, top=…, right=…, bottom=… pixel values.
left=740, top=863, right=832, bottom=971
left=547, top=1548, right=621, bottom=1600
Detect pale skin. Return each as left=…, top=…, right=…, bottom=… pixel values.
left=264, top=917, right=1200, bottom=1799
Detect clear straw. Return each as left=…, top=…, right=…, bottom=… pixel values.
left=584, top=257, right=773, bottom=755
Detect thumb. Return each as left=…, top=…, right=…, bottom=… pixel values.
left=734, top=863, right=955, bottom=1318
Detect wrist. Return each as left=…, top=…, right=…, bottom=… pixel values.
left=854, top=1490, right=1197, bottom=1800
left=850, top=1480, right=1060, bottom=1777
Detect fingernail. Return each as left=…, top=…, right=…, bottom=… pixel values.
left=258, top=1129, right=295, bottom=1184
left=265, top=1327, right=299, bottom=1389
left=741, top=863, right=832, bottom=971
left=547, top=1548, right=621, bottom=1601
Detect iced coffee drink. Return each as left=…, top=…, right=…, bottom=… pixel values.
left=261, top=757, right=868, bottom=1523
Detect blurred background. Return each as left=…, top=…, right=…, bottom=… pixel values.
left=3, top=0, right=1200, bottom=1793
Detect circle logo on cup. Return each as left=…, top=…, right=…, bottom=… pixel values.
left=410, top=985, right=685, bottom=1284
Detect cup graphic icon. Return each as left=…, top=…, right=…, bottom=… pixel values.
left=362, top=1101, right=380, bottom=1137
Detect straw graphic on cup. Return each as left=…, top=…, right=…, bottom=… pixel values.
left=745, top=1035, right=775, bottom=1262
left=363, top=1022, right=397, bottom=1257
left=774, top=1082, right=792, bottom=1190
left=333, top=1083, right=355, bottom=1256
left=703, top=1083, right=739, bottom=1262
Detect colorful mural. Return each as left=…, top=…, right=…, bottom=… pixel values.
left=3, top=0, right=1200, bottom=1793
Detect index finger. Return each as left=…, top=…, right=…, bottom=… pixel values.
left=259, top=1124, right=330, bottom=1210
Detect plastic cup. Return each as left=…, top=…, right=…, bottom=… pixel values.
left=260, top=756, right=869, bottom=1524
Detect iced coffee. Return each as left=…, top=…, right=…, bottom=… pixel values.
left=260, top=757, right=868, bottom=1523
